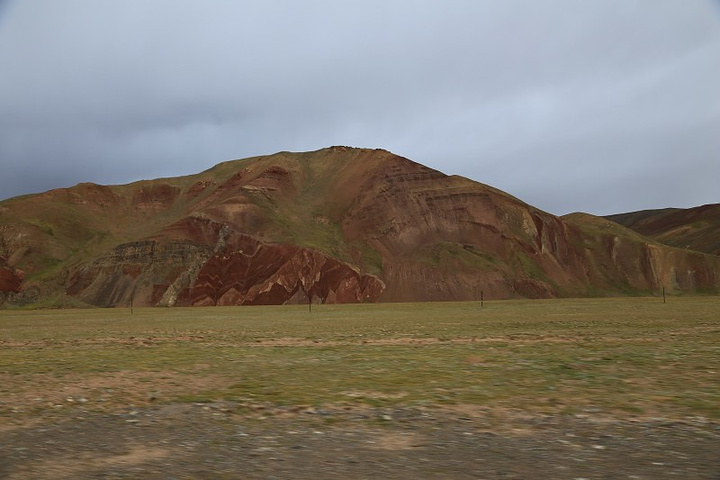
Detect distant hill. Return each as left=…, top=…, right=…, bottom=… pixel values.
left=606, top=204, right=720, bottom=256
left=1, top=147, right=718, bottom=307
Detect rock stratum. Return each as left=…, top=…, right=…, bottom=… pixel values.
left=1, top=147, right=718, bottom=307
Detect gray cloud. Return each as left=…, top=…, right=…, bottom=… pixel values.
left=1, top=0, right=718, bottom=215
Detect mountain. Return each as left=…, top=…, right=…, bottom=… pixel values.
left=1, top=147, right=718, bottom=307
left=606, top=204, right=720, bottom=256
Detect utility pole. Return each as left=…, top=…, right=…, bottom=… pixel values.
left=130, top=286, right=136, bottom=315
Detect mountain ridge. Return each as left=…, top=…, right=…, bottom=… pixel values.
left=1, top=146, right=718, bottom=307
left=606, top=204, right=720, bottom=256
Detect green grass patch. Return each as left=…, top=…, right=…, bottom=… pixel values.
left=1, top=297, right=718, bottom=420
left=417, top=243, right=499, bottom=271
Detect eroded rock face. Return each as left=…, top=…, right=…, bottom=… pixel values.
left=65, top=233, right=384, bottom=307
left=183, top=235, right=384, bottom=306
left=581, top=236, right=719, bottom=293
left=335, top=159, right=588, bottom=299
left=66, top=241, right=214, bottom=307
left=0, top=256, right=26, bottom=306
left=0, top=263, right=23, bottom=293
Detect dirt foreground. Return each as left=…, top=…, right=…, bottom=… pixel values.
left=2, top=300, right=719, bottom=478
left=2, top=403, right=719, bottom=480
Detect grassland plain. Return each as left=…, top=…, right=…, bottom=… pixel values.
left=1, top=298, right=719, bottom=479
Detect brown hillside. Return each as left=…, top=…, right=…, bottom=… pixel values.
left=1, top=147, right=718, bottom=307
left=606, top=204, right=720, bottom=256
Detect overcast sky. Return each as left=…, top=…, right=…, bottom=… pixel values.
left=1, top=1, right=718, bottom=215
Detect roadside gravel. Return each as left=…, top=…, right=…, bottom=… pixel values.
left=2, top=403, right=719, bottom=479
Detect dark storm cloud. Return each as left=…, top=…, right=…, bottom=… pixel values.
left=1, top=0, right=718, bottom=215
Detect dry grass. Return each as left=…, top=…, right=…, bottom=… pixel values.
left=1, top=297, right=718, bottom=423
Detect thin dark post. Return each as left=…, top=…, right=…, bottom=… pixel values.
left=308, top=293, right=312, bottom=313
left=662, top=286, right=666, bottom=304
left=480, top=290, right=484, bottom=308
left=129, top=284, right=138, bottom=315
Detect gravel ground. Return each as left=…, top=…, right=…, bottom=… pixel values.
left=2, top=403, right=719, bottom=479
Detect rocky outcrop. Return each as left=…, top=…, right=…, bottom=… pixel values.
left=581, top=233, right=718, bottom=294
left=64, top=233, right=385, bottom=307
left=66, top=241, right=214, bottom=307
left=563, top=213, right=720, bottom=294
left=183, top=235, right=384, bottom=306
left=0, top=267, right=22, bottom=294
left=0, top=254, right=25, bottom=306
left=0, top=260, right=24, bottom=306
